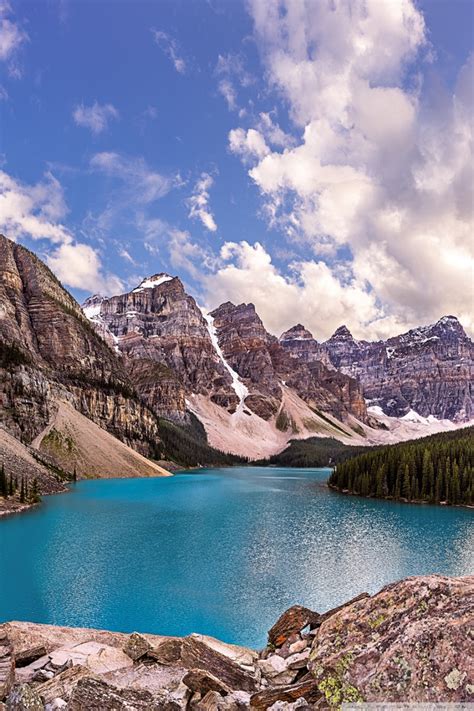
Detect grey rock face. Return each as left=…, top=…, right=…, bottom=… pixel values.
left=86, top=276, right=237, bottom=420
left=323, top=317, right=474, bottom=420
left=0, top=234, right=160, bottom=460
left=211, top=304, right=368, bottom=423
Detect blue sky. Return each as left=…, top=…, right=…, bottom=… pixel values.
left=0, top=0, right=473, bottom=340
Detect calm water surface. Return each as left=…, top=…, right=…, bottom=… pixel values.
left=0, top=467, right=472, bottom=648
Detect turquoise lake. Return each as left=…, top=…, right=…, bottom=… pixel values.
left=0, top=467, right=472, bottom=648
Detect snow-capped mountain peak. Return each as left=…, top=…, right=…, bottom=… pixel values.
left=132, top=274, right=174, bottom=293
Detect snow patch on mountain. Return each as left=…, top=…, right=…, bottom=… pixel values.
left=82, top=295, right=120, bottom=353
left=401, top=409, right=440, bottom=424
left=132, top=274, right=173, bottom=292
left=201, top=310, right=249, bottom=411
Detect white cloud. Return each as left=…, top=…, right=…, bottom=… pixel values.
left=73, top=102, right=119, bottom=134
left=205, top=241, right=381, bottom=340
left=187, top=172, right=217, bottom=232
left=0, top=166, right=123, bottom=294
left=215, top=53, right=254, bottom=112
left=119, top=248, right=137, bottom=266
left=218, top=79, right=237, bottom=111
left=0, top=169, right=71, bottom=244
left=223, top=0, right=473, bottom=336
left=0, top=2, right=27, bottom=62
left=151, top=29, right=186, bottom=74
left=90, top=152, right=178, bottom=203
left=229, top=128, right=269, bottom=163
left=256, top=112, right=296, bottom=149
left=47, top=242, right=124, bottom=294
left=168, top=228, right=216, bottom=281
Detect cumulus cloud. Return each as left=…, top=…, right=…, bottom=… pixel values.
left=222, top=0, right=474, bottom=336
left=229, top=128, right=269, bottom=163
left=72, top=101, right=119, bottom=134
left=0, top=169, right=71, bottom=244
left=187, top=172, right=217, bottom=232
left=0, top=167, right=122, bottom=293
left=47, top=242, right=124, bottom=294
left=205, top=241, right=381, bottom=340
left=151, top=29, right=186, bottom=74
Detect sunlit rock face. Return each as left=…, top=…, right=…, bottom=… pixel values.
left=323, top=317, right=474, bottom=421
left=211, top=302, right=368, bottom=423
left=88, top=276, right=238, bottom=420
left=279, top=324, right=332, bottom=368
left=0, top=234, right=159, bottom=455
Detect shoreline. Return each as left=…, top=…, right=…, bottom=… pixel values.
left=1, top=575, right=472, bottom=707
left=327, top=483, right=474, bottom=510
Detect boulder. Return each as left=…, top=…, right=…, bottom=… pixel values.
left=313, top=591, right=369, bottom=627
left=287, top=640, right=307, bottom=657
left=0, top=633, right=14, bottom=701
left=258, top=656, right=297, bottom=686
left=286, top=650, right=310, bottom=670
left=181, top=635, right=259, bottom=693
left=183, top=669, right=231, bottom=696
left=44, top=700, right=66, bottom=710
left=308, top=574, right=474, bottom=704
left=46, top=641, right=132, bottom=675
left=250, top=678, right=321, bottom=710
left=15, top=657, right=50, bottom=685
left=14, top=647, right=47, bottom=668
left=66, top=677, right=165, bottom=710
left=193, top=690, right=223, bottom=711
left=220, top=690, right=251, bottom=710
left=147, top=637, right=183, bottom=665
left=36, top=666, right=93, bottom=706
left=5, top=684, right=44, bottom=710
left=267, top=607, right=320, bottom=648
left=123, top=632, right=151, bottom=661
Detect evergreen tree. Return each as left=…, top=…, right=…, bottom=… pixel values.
left=30, top=478, right=40, bottom=504
left=402, top=465, right=411, bottom=500
left=328, top=426, right=473, bottom=507
left=0, top=463, right=6, bottom=498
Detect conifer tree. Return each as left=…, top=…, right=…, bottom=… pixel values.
left=328, top=427, right=473, bottom=507
left=0, top=463, right=6, bottom=498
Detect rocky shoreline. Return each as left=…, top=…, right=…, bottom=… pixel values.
left=1, top=575, right=472, bottom=709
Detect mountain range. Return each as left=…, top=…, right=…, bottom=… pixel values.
left=0, top=233, right=472, bottom=486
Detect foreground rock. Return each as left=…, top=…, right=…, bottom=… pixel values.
left=1, top=575, right=472, bottom=709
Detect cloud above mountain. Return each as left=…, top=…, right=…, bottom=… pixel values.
left=207, top=0, right=474, bottom=338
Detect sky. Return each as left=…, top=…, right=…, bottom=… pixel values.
left=0, top=0, right=473, bottom=340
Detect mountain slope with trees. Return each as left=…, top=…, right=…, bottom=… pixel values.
left=329, top=427, right=474, bottom=506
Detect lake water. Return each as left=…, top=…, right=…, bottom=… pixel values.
left=0, top=467, right=472, bottom=648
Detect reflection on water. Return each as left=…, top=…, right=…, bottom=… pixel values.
left=0, top=467, right=472, bottom=648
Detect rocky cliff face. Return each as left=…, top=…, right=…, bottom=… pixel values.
left=1, top=575, right=472, bottom=707
left=279, top=324, right=332, bottom=368
left=0, top=234, right=160, bottom=457
left=84, top=275, right=238, bottom=420
left=86, top=284, right=368, bottom=427
left=323, top=317, right=474, bottom=421
left=211, top=302, right=368, bottom=423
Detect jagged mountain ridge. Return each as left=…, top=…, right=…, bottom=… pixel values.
left=84, top=281, right=369, bottom=432
left=82, top=270, right=473, bottom=448
left=322, top=317, right=473, bottom=421
left=0, top=232, right=471, bottom=472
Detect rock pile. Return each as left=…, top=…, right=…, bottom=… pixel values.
left=1, top=575, right=472, bottom=709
